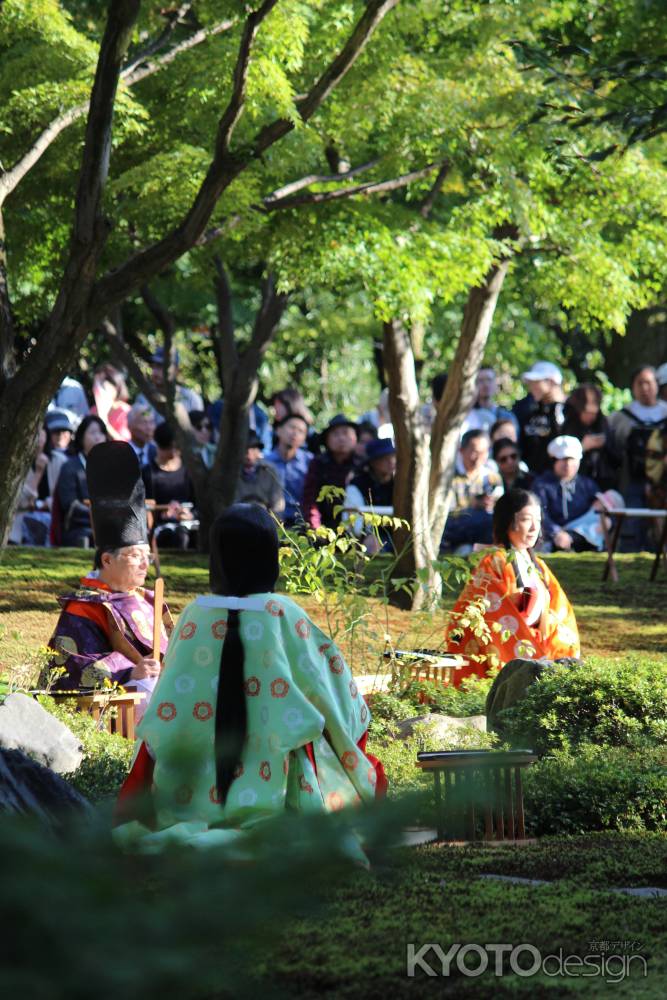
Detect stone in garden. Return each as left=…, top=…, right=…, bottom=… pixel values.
left=0, top=692, right=83, bottom=774
left=0, top=748, right=91, bottom=826
left=397, top=713, right=487, bottom=743
left=485, top=657, right=550, bottom=732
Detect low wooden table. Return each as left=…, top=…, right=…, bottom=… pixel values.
left=416, top=750, right=538, bottom=842
left=600, top=508, right=667, bottom=582
left=385, top=650, right=469, bottom=689
left=47, top=690, right=143, bottom=740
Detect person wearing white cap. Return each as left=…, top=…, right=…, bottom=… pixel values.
left=532, top=435, right=601, bottom=550
left=512, top=361, right=565, bottom=475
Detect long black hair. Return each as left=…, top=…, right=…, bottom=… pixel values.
left=492, top=488, right=541, bottom=551
left=210, top=504, right=280, bottom=804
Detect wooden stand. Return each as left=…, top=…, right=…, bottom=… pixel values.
left=417, top=750, right=538, bottom=842
left=48, top=691, right=143, bottom=740
left=600, top=508, right=667, bottom=582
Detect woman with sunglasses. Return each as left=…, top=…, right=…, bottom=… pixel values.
left=444, top=488, right=579, bottom=684
left=492, top=437, right=534, bottom=492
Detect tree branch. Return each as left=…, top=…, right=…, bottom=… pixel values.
left=419, top=160, right=450, bottom=219
left=0, top=16, right=236, bottom=204
left=264, top=158, right=381, bottom=202
left=262, top=164, right=436, bottom=210
left=87, top=0, right=399, bottom=323
left=242, top=272, right=288, bottom=375
left=216, top=0, right=279, bottom=157
left=0, top=206, right=15, bottom=382
left=140, top=284, right=176, bottom=414
left=213, top=255, right=238, bottom=396
left=122, top=2, right=193, bottom=76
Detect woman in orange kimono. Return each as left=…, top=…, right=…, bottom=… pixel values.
left=445, top=489, right=580, bottom=685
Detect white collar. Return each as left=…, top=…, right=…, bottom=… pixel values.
left=195, top=595, right=268, bottom=611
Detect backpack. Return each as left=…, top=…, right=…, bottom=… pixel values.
left=622, top=408, right=667, bottom=481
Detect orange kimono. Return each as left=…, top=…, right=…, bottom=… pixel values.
left=445, top=548, right=579, bottom=686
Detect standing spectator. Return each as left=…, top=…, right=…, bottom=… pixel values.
left=490, top=417, right=518, bottom=444
left=188, top=410, right=216, bottom=470
left=142, top=422, right=198, bottom=551
left=441, top=430, right=503, bottom=553
left=607, top=365, right=667, bottom=499
left=532, top=436, right=600, bottom=551
left=562, top=384, right=617, bottom=489
left=127, top=403, right=157, bottom=467
left=234, top=432, right=285, bottom=515
left=513, top=361, right=565, bottom=474
left=264, top=414, right=311, bottom=526
left=354, top=421, right=378, bottom=461
left=492, top=438, right=533, bottom=492
left=56, top=415, right=109, bottom=547
left=302, top=415, right=359, bottom=529
left=655, top=362, right=667, bottom=403
left=269, top=387, right=316, bottom=452
left=48, top=375, right=89, bottom=424
left=92, top=364, right=131, bottom=442
left=462, top=367, right=517, bottom=436
left=135, top=347, right=204, bottom=424
left=344, top=438, right=396, bottom=553
left=359, top=387, right=393, bottom=440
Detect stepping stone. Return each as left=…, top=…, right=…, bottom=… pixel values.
left=478, top=874, right=550, bottom=887
left=612, top=887, right=667, bottom=898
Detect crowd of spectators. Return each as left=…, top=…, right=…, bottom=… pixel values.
left=10, top=348, right=667, bottom=557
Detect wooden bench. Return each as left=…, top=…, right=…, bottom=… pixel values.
left=600, top=508, right=667, bottom=582
left=416, top=749, right=538, bottom=842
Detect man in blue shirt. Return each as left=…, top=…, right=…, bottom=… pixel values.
left=264, top=414, right=311, bottom=526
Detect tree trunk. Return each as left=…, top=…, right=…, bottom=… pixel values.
left=428, top=260, right=510, bottom=549
left=383, top=319, right=438, bottom=610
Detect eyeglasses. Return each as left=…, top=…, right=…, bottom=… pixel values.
left=117, top=550, right=154, bottom=565
left=498, top=452, right=518, bottom=463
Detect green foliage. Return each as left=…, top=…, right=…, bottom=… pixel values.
left=38, top=695, right=133, bottom=802
left=525, top=743, right=667, bottom=836
left=495, top=656, right=667, bottom=754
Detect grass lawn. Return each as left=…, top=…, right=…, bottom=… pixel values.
left=0, top=546, right=665, bottom=677
left=1, top=546, right=665, bottom=997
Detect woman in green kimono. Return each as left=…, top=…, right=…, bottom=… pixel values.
left=114, top=503, right=386, bottom=853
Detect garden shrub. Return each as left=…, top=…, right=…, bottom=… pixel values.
left=524, top=742, right=667, bottom=836
left=38, top=695, right=133, bottom=802
left=495, top=656, right=667, bottom=753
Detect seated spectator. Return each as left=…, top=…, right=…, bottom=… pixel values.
left=9, top=427, right=51, bottom=546
left=607, top=365, right=667, bottom=549
left=344, top=438, right=396, bottom=553
left=490, top=417, right=518, bottom=444
left=562, top=384, right=617, bottom=489
left=142, top=423, right=198, bottom=551
left=645, top=424, right=667, bottom=520
left=136, top=347, right=204, bottom=424
left=441, top=430, right=503, bottom=553
left=513, top=361, right=565, bottom=474
left=264, top=414, right=311, bottom=526
left=492, top=438, right=533, bottom=492
left=462, top=366, right=517, bottom=437
left=354, top=420, right=378, bottom=460
left=657, top=363, right=667, bottom=403
left=303, top=415, right=359, bottom=529
left=234, top=432, right=285, bottom=516
left=209, top=396, right=273, bottom=451
left=56, top=415, right=109, bottom=547
left=92, top=363, right=131, bottom=442
left=43, top=408, right=75, bottom=496
left=127, top=403, right=157, bottom=467
left=188, top=410, right=216, bottom=469
left=270, top=387, right=314, bottom=428
left=532, top=436, right=601, bottom=551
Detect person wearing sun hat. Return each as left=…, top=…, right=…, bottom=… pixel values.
left=531, top=434, right=602, bottom=550
left=302, top=414, right=360, bottom=529
left=113, top=503, right=386, bottom=857
left=343, top=438, right=396, bottom=552
left=512, top=361, right=566, bottom=475
left=46, top=441, right=172, bottom=718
